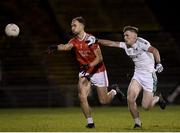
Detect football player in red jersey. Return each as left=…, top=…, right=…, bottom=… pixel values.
left=48, top=16, right=125, bottom=128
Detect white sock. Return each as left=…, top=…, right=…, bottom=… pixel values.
left=154, top=96, right=160, bottom=103
left=87, top=117, right=93, bottom=124
left=111, top=89, right=117, bottom=95
left=151, top=96, right=160, bottom=107
left=134, top=118, right=141, bottom=126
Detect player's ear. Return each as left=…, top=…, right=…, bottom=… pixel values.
left=81, top=23, right=85, bottom=29
left=133, top=33, right=137, bottom=38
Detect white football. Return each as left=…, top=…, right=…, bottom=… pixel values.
left=5, top=23, right=20, bottom=37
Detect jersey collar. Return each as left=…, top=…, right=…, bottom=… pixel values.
left=131, top=43, right=138, bottom=49
left=78, top=32, right=86, bottom=41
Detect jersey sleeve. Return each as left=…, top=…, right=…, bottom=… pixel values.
left=138, top=37, right=151, bottom=51
left=68, top=39, right=75, bottom=46
left=119, top=42, right=126, bottom=49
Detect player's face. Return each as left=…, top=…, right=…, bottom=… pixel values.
left=71, top=20, right=84, bottom=35
left=124, top=31, right=137, bottom=46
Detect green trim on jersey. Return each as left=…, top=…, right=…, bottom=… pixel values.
left=152, top=72, right=158, bottom=94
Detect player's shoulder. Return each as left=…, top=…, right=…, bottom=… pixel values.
left=68, top=38, right=76, bottom=44
left=85, top=32, right=99, bottom=48
left=67, top=38, right=77, bottom=48
left=137, top=37, right=150, bottom=45
left=69, top=38, right=75, bottom=42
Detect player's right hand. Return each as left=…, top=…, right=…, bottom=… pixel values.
left=155, top=63, right=164, bottom=73
left=86, top=35, right=98, bottom=47
left=47, top=44, right=58, bottom=54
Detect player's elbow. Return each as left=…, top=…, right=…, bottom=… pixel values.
left=95, top=56, right=103, bottom=64
left=142, top=104, right=150, bottom=110
left=153, top=47, right=158, bottom=53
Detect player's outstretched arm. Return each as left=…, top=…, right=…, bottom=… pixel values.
left=57, top=43, right=73, bottom=51
left=47, top=43, right=73, bottom=54
left=86, top=35, right=120, bottom=48
left=97, top=39, right=120, bottom=48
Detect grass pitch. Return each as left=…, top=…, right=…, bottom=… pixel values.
left=0, top=105, right=179, bottom=132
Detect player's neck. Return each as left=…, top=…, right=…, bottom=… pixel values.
left=77, top=31, right=86, bottom=41
left=127, top=39, right=137, bottom=48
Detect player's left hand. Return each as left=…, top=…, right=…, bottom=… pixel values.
left=47, top=44, right=58, bottom=54
left=80, top=64, right=89, bottom=75
left=86, top=35, right=98, bottom=47
left=80, top=64, right=91, bottom=81
left=155, top=63, right=164, bottom=73
left=81, top=75, right=91, bottom=81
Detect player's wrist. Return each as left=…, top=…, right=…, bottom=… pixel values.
left=50, top=44, right=58, bottom=50
left=156, top=61, right=161, bottom=65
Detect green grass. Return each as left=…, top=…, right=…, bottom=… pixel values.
left=0, top=105, right=179, bottom=132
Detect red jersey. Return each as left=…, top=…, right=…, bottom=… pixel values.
left=69, top=33, right=106, bottom=74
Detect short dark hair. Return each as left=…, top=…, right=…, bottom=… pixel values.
left=72, top=16, right=86, bottom=26
left=123, top=26, right=138, bottom=34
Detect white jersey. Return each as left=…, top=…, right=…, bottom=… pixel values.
left=119, top=37, right=155, bottom=73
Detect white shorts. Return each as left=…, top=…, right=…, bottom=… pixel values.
left=79, top=71, right=109, bottom=87
left=132, top=70, right=157, bottom=92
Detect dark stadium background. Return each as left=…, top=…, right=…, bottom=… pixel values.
left=0, top=0, right=179, bottom=107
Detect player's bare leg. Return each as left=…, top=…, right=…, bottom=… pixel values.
left=127, top=79, right=142, bottom=128
left=96, top=87, right=116, bottom=104
left=142, top=90, right=160, bottom=109
left=78, top=77, right=94, bottom=128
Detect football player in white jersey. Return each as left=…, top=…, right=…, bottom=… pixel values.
left=86, top=26, right=166, bottom=128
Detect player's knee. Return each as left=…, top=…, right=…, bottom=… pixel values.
left=99, top=98, right=109, bottom=105
left=142, top=103, right=150, bottom=110
left=127, top=95, right=135, bottom=104
left=78, top=93, right=87, bottom=103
